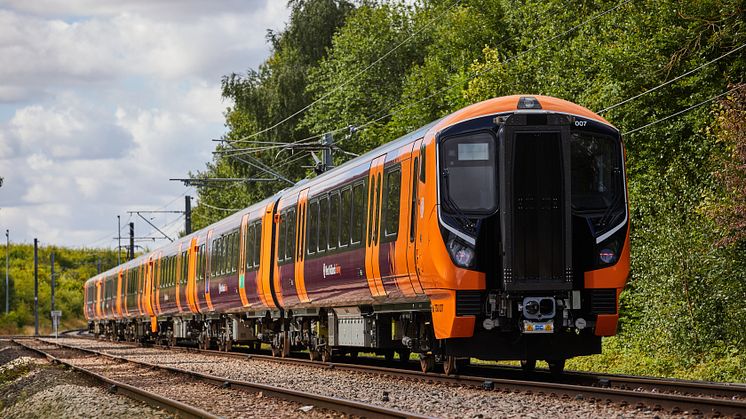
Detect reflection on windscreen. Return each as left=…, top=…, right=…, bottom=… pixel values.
left=570, top=132, right=622, bottom=211
left=442, top=132, right=497, bottom=213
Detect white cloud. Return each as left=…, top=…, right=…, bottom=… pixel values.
left=0, top=1, right=290, bottom=247
left=0, top=3, right=286, bottom=96
left=2, top=96, right=133, bottom=160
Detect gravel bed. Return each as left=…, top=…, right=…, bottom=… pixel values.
left=50, top=338, right=673, bottom=418
left=0, top=341, right=173, bottom=419
left=33, top=339, right=345, bottom=418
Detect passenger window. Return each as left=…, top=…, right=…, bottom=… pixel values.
left=184, top=251, right=188, bottom=283
left=319, top=195, right=329, bottom=252
left=340, top=188, right=351, bottom=247
left=420, top=143, right=426, bottom=182
left=329, top=192, right=340, bottom=250
left=286, top=208, right=296, bottom=261
left=254, top=223, right=262, bottom=268
left=352, top=182, right=364, bottom=245
left=279, top=212, right=287, bottom=262
left=199, top=245, right=205, bottom=280
left=231, top=231, right=241, bottom=272
left=308, top=200, right=318, bottom=255
left=230, top=233, right=237, bottom=273
left=384, top=168, right=401, bottom=238
left=245, top=225, right=253, bottom=270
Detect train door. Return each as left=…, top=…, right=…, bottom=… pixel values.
left=238, top=214, right=250, bottom=307
left=122, top=268, right=130, bottom=317
left=135, top=265, right=145, bottom=316
left=295, top=189, right=310, bottom=303
left=116, top=269, right=123, bottom=317
left=407, top=139, right=425, bottom=294
left=154, top=252, right=163, bottom=315
left=365, top=155, right=387, bottom=297
left=95, top=278, right=102, bottom=318
left=175, top=243, right=183, bottom=313
left=499, top=122, right=573, bottom=291
left=196, top=235, right=214, bottom=312
left=145, top=258, right=156, bottom=317
left=258, top=201, right=278, bottom=309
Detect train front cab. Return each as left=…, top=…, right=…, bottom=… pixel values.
left=422, top=96, right=630, bottom=365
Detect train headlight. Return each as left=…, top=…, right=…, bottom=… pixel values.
left=447, top=237, right=475, bottom=268
left=599, top=248, right=616, bottom=264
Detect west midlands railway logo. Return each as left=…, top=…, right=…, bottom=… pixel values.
left=322, top=263, right=341, bottom=278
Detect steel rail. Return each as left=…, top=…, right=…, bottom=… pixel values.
left=136, top=342, right=746, bottom=401
left=145, top=343, right=746, bottom=416
left=12, top=338, right=216, bottom=419
left=238, top=354, right=746, bottom=416
left=465, top=363, right=746, bottom=400
left=32, top=338, right=430, bottom=419
left=60, top=336, right=746, bottom=415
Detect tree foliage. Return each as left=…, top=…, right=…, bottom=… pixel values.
left=195, top=0, right=744, bottom=380
left=0, top=244, right=119, bottom=334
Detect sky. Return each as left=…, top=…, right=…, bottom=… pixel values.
left=0, top=0, right=290, bottom=249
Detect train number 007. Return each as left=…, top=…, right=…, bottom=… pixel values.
left=574, top=120, right=587, bottom=127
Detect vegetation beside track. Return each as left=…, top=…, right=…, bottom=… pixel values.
left=0, top=245, right=118, bottom=335
left=192, top=0, right=745, bottom=382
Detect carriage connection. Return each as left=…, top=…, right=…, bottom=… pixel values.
left=85, top=95, right=630, bottom=374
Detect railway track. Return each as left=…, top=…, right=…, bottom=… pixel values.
left=45, top=337, right=746, bottom=417
left=13, top=338, right=427, bottom=419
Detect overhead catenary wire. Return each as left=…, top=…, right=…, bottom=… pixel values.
left=226, top=0, right=464, bottom=145
left=81, top=213, right=132, bottom=248
left=623, top=84, right=744, bottom=135
left=597, top=42, right=746, bottom=114
left=198, top=201, right=243, bottom=213
left=140, top=214, right=185, bottom=242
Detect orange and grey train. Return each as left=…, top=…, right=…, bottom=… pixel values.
left=85, top=95, right=629, bottom=373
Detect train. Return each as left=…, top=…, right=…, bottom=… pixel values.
left=85, top=95, right=630, bottom=375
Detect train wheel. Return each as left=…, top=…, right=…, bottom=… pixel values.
left=225, top=340, right=232, bottom=352
left=320, top=348, right=331, bottom=363
left=548, top=359, right=565, bottom=375
left=384, top=350, right=395, bottom=362
left=521, top=359, right=536, bottom=373
left=271, top=345, right=280, bottom=357
left=309, top=350, right=319, bottom=361
left=419, top=354, right=434, bottom=373
left=443, top=356, right=458, bottom=376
